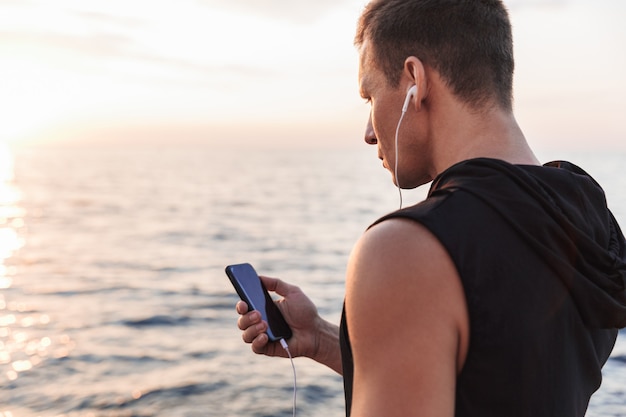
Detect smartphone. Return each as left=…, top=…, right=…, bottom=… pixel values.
left=225, top=263, right=292, bottom=342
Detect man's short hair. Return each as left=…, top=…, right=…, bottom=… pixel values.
left=355, top=0, right=514, bottom=111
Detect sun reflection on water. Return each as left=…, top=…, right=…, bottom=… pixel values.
left=0, top=142, right=19, bottom=289
left=0, top=142, right=68, bottom=385
left=0, top=143, right=24, bottom=266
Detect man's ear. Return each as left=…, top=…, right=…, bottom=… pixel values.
left=402, top=56, right=427, bottom=110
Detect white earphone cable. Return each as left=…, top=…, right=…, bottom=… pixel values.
left=280, top=338, right=297, bottom=417
left=394, top=110, right=407, bottom=210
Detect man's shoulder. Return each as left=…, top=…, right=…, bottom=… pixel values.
left=352, top=218, right=453, bottom=281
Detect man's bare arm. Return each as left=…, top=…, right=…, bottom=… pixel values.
left=346, top=218, right=469, bottom=417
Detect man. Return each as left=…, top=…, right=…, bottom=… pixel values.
left=236, top=1, right=626, bottom=416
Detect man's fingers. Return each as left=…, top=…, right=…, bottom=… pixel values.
left=236, top=300, right=249, bottom=315
left=260, top=275, right=298, bottom=297
left=241, top=321, right=266, bottom=343
left=251, top=333, right=269, bottom=354
left=237, top=310, right=261, bottom=331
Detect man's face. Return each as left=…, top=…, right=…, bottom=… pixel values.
left=358, top=41, right=434, bottom=189
left=358, top=42, right=405, bottom=185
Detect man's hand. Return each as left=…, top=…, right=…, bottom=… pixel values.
left=236, top=275, right=343, bottom=373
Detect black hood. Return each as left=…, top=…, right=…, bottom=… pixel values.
left=430, top=158, right=626, bottom=329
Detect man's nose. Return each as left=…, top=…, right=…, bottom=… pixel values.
left=364, top=112, right=377, bottom=145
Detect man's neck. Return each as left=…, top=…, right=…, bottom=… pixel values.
left=429, top=103, right=540, bottom=177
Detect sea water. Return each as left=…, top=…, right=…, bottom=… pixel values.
left=0, top=145, right=624, bottom=416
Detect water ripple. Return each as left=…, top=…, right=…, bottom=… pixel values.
left=122, top=315, right=191, bottom=328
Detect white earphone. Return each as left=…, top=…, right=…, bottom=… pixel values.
left=402, top=85, right=418, bottom=113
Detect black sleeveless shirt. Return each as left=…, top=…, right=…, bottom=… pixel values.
left=340, top=158, right=626, bottom=417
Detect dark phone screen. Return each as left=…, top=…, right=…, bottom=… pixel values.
left=225, top=263, right=292, bottom=341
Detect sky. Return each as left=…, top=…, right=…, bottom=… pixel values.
left=0, top=0, right=625, bottom=150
